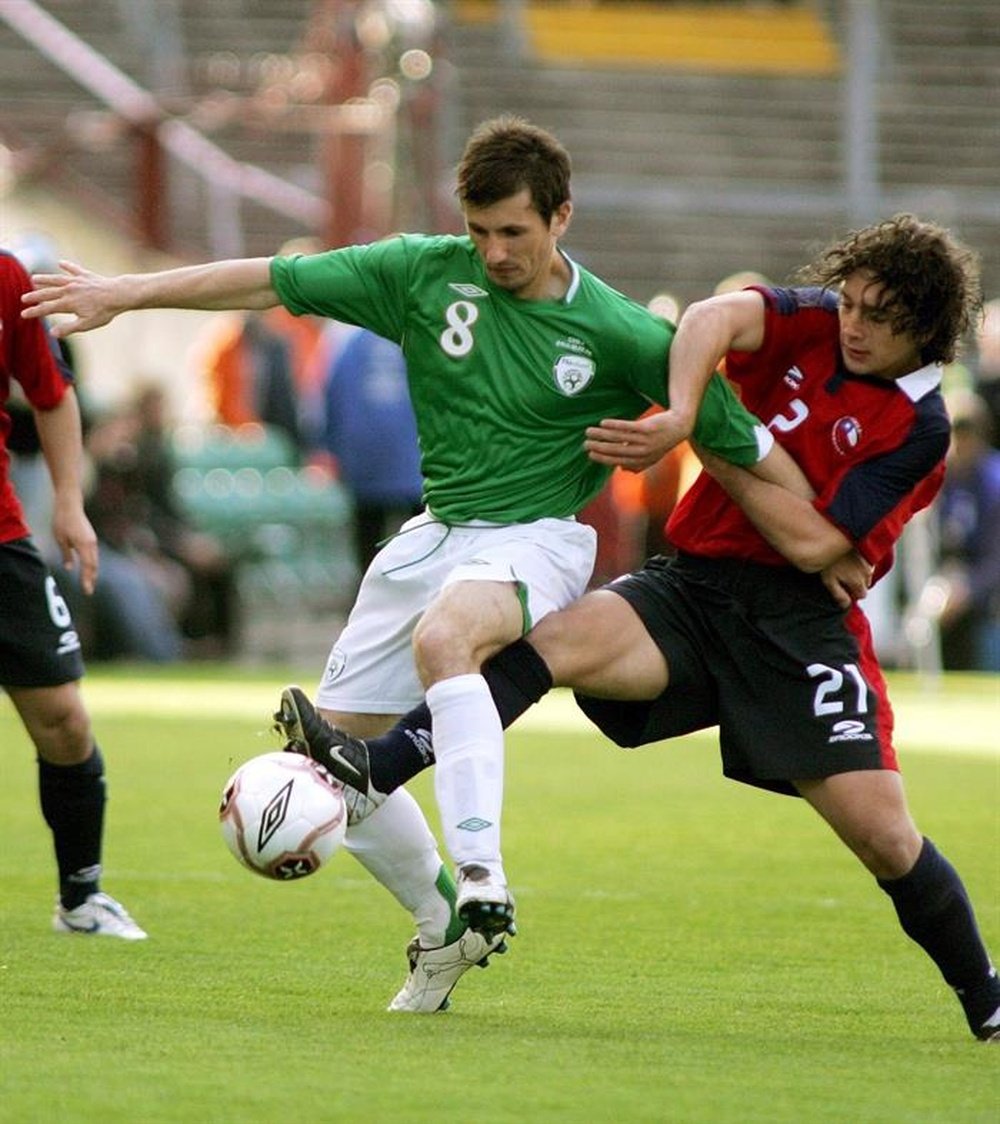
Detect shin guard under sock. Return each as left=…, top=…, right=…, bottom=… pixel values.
left=38, top=747, right=106, bottom=909
left=879, top=836, right=998, bottom=1032
left=365, top=638, right=554, bottom=795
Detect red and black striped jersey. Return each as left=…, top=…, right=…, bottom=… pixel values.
left=667, top=285, right=951, bottom=583
left=0, top=251, right=74, bottom=542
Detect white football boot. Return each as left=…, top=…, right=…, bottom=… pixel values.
left=388, top=928, right=509, bottom=1012
left=455, top=863, right=516, bottom=938
left=53, top=892, right=147, bottom=940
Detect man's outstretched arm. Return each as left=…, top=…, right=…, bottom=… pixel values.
left=21, top=257, right=278, bottom=338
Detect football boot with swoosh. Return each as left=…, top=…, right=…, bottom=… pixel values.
left=274, top=686, right=386, bottom=825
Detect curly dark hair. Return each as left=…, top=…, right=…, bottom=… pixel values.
left=795, top=213, right=982, bottom=365
left=455, top=115, right=571, bottom=224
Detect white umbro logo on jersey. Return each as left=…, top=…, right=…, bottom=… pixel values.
left=448, top=283, right=488, bottom=298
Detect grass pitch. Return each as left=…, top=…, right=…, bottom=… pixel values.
left=1, top=667, right=997, bottom=1123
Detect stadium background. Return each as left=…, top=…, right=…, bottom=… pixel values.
left=1, top=0, right=997, bottom=414
left=0, top=0, right=997, bottom=667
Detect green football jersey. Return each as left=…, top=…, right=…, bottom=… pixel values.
left=271, top=234, right=761, bottom=524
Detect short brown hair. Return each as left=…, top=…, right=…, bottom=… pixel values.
left=796, top=213, right=983, bottom=365
left=455, top=115, right=571, bottom=224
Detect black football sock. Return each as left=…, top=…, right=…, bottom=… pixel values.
left=366, top=703, right=435, bottom=794
left=878, top=836, right=999, bottom=1034
left=366, top=638, right=555, bottom=794
left=38, top=747, right=106, bottom=910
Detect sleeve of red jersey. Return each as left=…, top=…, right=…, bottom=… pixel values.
left=812, top=462, right=946, bottom=577
left=3, top=254, right=72, bottom=410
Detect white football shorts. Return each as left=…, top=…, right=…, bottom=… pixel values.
left=315, top=510, right=597, bottom=714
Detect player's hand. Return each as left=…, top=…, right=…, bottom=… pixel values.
left=820, top=550, right=873, bottom=609
left=584, top=410, right=691, bottom=472
left=21, top=261, right=120, bottom=337
left=51, top=498, right=99, bottom=595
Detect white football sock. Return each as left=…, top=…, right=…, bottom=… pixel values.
left=428, top=673, right=505, bottom=879
left=344, top=787, right=453, bottom=946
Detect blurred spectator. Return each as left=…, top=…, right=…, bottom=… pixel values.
left=971, top=297, right=1000, bottom=449
left=931, top=389, right=1000, bottom=671
left=646, top=290, right=681, bottom=323
left=130, top=383, right=238, bottom=653
left=192, top=238, right=327, bottom=459
left=194, top=311, right=305, bottom=455
left=78, top=385, right=237, bottom=659
left=319, top=328, right=423, bottom=574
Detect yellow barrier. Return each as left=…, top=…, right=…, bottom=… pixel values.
left=453, top=2, right=841, bottom=75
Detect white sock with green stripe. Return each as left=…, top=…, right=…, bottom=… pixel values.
left=429, top=673, right=505, bottom=881
left=344, top=788, right=459, bottom=946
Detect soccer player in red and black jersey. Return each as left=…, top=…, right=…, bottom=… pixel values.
left=543, top=213, right=996, bottom=1041
left=0, top=251, right=145, bottom=939
left=287, top=214, right=999, bottom=1038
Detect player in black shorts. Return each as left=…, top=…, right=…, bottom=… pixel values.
left=574, top=551, right=892, bottom=793
left=0, top=251, right=144, bottom=939
left=283, top=215, right=999, bottom=1041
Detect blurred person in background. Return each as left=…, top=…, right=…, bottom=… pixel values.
left=0, top=249, right=145, bottom=938
left=193, top=238, right=328, bottom=461
left=933, top=388, right=1000, bottom=670
left=79, top=384, right=237, bottom=659
left=319, top=327, right=423, bottom=576
left=970, top=297, right=1000, bottom=449
left=194, top=310, right=304, bottom=456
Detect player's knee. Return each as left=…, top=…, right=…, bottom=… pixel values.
left=850, top=819, right=922, bottom=880
left=412, top=610, right=474, bottom=682
left=28, top=696, right=93, bottom=764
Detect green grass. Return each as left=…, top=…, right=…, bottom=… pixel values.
left=1, top=668, right=997, bottom=1123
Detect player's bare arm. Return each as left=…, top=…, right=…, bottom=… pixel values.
left=585, top=411, right=812, bottom=502
left=585, top=291, right=767, bottom=471
left=666, top=288, right=766, bottom=428
left=584, top=288, right=812, bottom=496
left=33, top=389, right=99, bottom=594
left=698, top=446, right=869, bottom=605
left=21, top=257, right=278, bottom=338
left=703, top=451, right=853, bottom=572
left=583, top=409, right=693, bottom=472
left=817, top=550, right=874, bottom=606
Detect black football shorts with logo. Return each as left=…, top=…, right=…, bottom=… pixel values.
left=0, top=537, right=84, bottom=687
left=575, top=552, right=894, bottom=797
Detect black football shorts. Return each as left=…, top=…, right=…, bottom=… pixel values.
left=0, top=537, right=84, bottom=687
left=575, top=552, right=897, bottom=796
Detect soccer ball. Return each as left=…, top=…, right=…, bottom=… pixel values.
left=219, top=751, right=347, bottom=880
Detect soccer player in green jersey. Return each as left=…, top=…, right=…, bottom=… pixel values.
left=24, top=115, right=806, bottom=1011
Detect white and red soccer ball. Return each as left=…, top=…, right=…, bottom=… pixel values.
left=219, top=752, right=347, bottom=880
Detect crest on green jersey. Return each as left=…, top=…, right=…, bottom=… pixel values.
left=553, top=354, right=596, bottom=396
